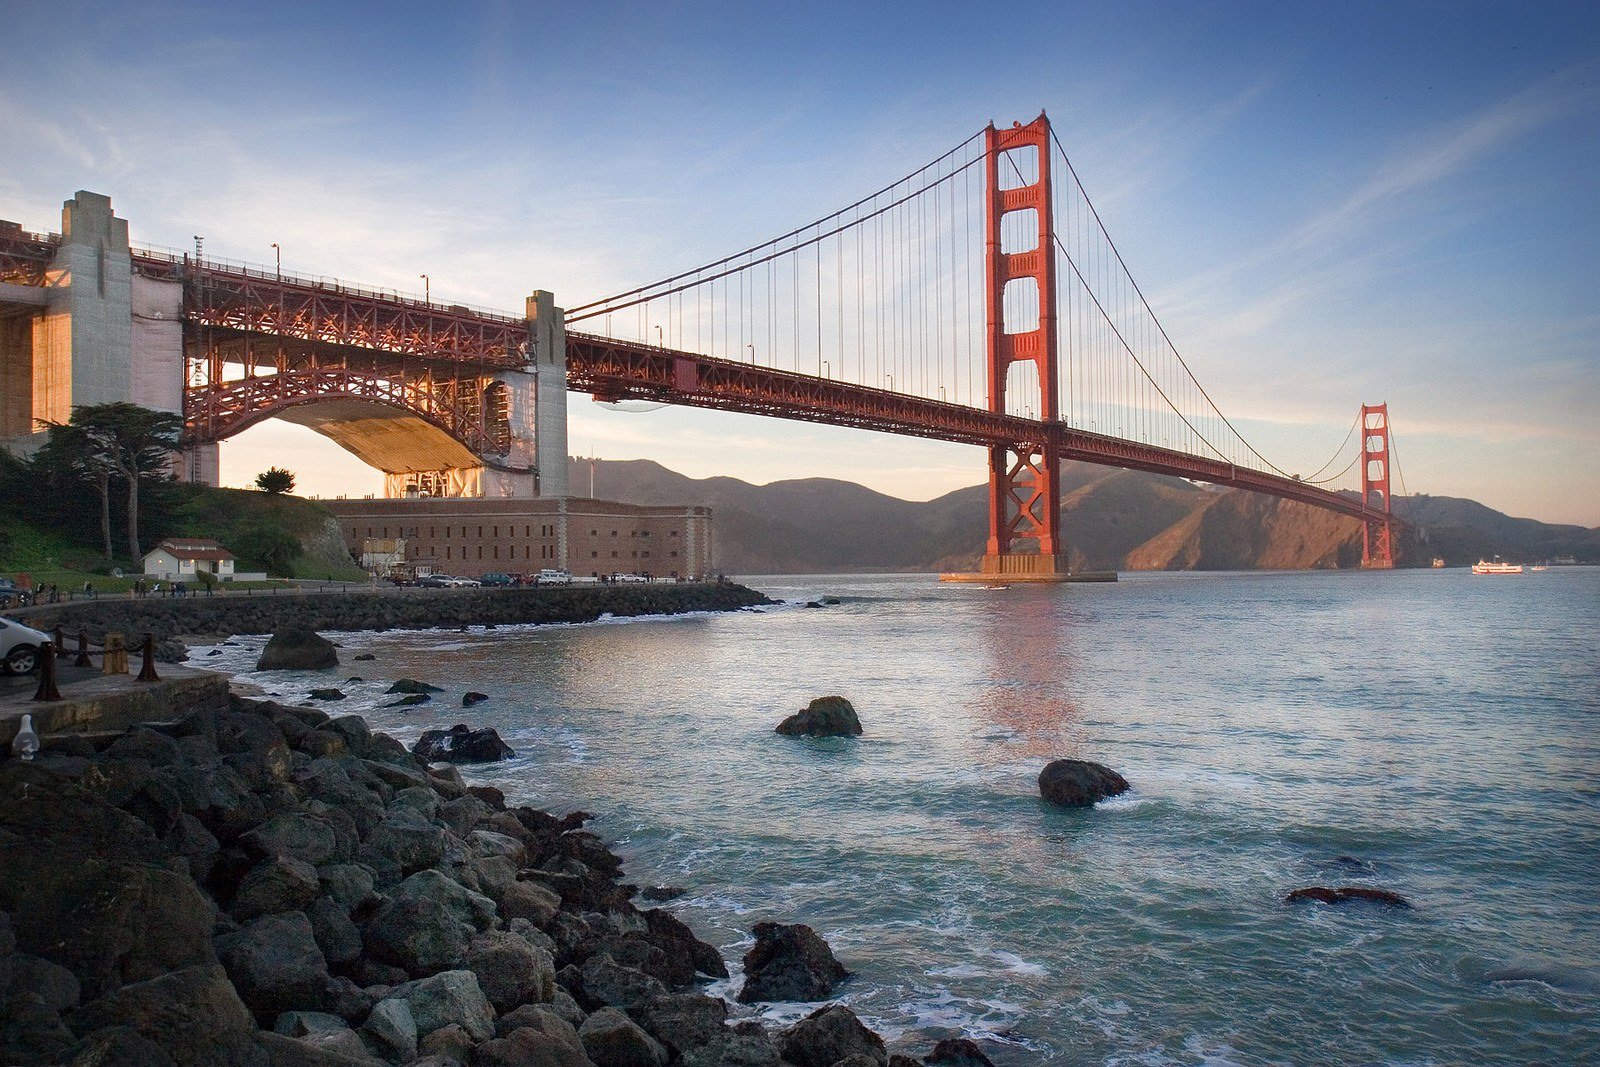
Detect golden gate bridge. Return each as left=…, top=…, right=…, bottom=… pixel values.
left=0, top=113, right=1405, bottom=573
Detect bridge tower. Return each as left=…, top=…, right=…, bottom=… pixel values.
left=981, top=113, right=1066, bottom=579
left=1360, top=402, right=1395, bottom=568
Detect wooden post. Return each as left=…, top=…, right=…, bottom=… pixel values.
left=32, top=641, right=62, bottom=702
left=75, top=630, right=92, bottom=668
left=103, top=632, right=128, bottom=675
left=137, top=633, right=161, bottom=683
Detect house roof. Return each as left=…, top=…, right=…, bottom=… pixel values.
left=147, top=538, right=236, bottom=562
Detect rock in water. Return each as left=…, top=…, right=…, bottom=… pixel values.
left=775, top=696, right=863, bottom=737
left=307, top=688, right=345, bottom=701
left=927, top=1036, right=998, bottom=1065
left=387, top=678, right=444, bottom=695
left=1285, top=886, right=1411, bottom=908
left=462, top=691, right=490, bottom=707
left=737, top=922, right=851, bottom=1003
left=255, top=629, right=339, bottom=671
left=413, top=724, right=515, bottom=763
left=1037, top=758, right=1129, bottom=807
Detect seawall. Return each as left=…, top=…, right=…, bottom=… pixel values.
left=12, top=582, right=772, bottom=658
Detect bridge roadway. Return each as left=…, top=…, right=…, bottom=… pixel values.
left=565, top=333, right=1391, bottom=526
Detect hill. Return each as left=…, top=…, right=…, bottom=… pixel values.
left=567, top=457, right=1596, bottom=574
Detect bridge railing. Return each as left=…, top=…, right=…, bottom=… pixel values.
left=131, top=244, right=527, bottom=326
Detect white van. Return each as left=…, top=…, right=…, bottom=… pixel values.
left=536, top=569, right=572, bottom=585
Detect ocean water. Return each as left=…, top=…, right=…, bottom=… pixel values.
left=195, top=568, right=1600, bottom=1065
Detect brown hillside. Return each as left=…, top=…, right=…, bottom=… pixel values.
left=1126, top=490, right=1363, bottom=570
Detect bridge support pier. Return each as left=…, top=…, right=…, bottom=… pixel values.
left=1360, top=403, right=1396, bottom=569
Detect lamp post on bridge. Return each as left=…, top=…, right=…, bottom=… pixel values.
left=419, top=274, right=429, bottom=306
left=656, top=325, right=663, bottom=348
left=822, top=360, right=829, bottom=379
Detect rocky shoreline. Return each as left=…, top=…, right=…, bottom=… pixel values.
left=0, top=691, right=996, bottom=1066
left=14, top=583, right=773, bottom=663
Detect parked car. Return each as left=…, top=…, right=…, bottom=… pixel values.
left=0, top=578, right=34, bottom=609
left=415, top=574, right=455, bottom=588
left=613, top=573, right=650, bottom=583
left=478, top=573, right=515, bottom=587
left=0, top=618, right=49, bottom=675
left=535, top=569, right=572, bottom=586
left=444, top=576, right=480, bottom=588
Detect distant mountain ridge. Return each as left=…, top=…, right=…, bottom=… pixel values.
left=567, top=457, right=1598, bottom=574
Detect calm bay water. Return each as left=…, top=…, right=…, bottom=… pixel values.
left=200, top=568, right=1600, bottom=1065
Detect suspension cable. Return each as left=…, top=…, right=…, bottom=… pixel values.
left=568, top=130, right=984, bottom=318
left=1302, top=409, right=1362, bottom=483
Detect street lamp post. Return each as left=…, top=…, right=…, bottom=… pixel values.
left=419, top=274, right=430, bottom=305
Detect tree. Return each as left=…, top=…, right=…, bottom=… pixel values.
left=37, top=420, right=116, bottom=558
left=55, top=404, right=184, bottom=561
left=255, top=466, right=296, bottom=494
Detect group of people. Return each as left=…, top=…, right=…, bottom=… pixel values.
left=131, top=578, right=198, bottom=598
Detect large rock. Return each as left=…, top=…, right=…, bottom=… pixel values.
left=359, top=996, right=418, bottom=1063
left=466, top=930, right=557, bottom=1012
left=579, top=1006, right=668, bottom=1067
left=362, top=894, right=475, bottom=979
left=65, top=962, right=258, bottom=1066
left=736, top=922, right=850, bottom=1003
left=1037, top=758, right=1129, bottom=807
left=679, top=1021, right=784, bottom=1067
left=412, top=724, right=516, bottom=764
left=231, top=855, right=321, bottom=921
left=401, top=969, right=497, bottom=1043
left=925, top=1036, right=998, bottom=1065
left=775, top=696, right=862, bottom=737
left=361, top=808, right=448, bottom=874
left=477, top=1025, right=594, bottom=1067
left=257, top=629, right=340, bottom=671
left=780, top=1005, right=885, bottom=1067
left=215, top=911, right=332, bottom=1025
left=628, top=992, right=728, bottom=1058
left=1285, top=886, right=1412, bottom=908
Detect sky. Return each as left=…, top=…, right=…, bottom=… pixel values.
left=2, top=1, right=1597, bottom=526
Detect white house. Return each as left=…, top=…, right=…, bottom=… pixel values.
left=142, top=538, right=237, bottom=580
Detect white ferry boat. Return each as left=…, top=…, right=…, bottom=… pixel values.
left=1472, top=559, right=1524, bottom=575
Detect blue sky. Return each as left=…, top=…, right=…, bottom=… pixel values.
left=2, top=1, right=1596, bottom=525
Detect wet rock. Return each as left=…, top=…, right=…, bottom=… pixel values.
left=384, top=694, right=431, bottom=708
left=353, top=653, right=376, bottom=661
left=257, top=629, right=340, bottom=671
left=1285, top=886, right=1412, bottom=908
left=779, top=1004, right=885, bottom=1067
left=387, top=679, right=443, bottom=695
left=642, top=908, right=727, bottom=980
left=775, top=696, right=863, bottom=737
left=308, top=688, right=346, bottom=702
left=925, top=1036, right=998, bottom=1065
left=413, top=724, right=516, bottom=764
left=737, top=922, right=850, bottom=1003
left=402, top=969, right=496, bottom=1043
left=575, top=955, right=669, bottom=1011
left=463, top=691, right=490, bottom=707
left=580, top=1006, right=668, bottom=1067
left=640, top=886, right=686, bottom=902
left=1037, top=758, right=1129, bottom=807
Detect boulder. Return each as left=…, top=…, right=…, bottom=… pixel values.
left=360, top=996, right=418, bottom=1064
left=402, top=969, right=496, bottom=1043
left=215, top=911, right=332, bottom=1025
left=231, top=854, right=321, bottom=921
left=775, top=696, right=862, bottom=737
left=389, top=869, right=498, bottom=931
left=579, top=1006, right=669, bottom=1067
left=308, top=689, right=346, bottom=702
left=643, top=908, right=728, bottom=980
left=418, top=1021, right=475, bottom=1062
left=780, top=1005, right=886, bottom=1067
left=736, top=922, right=850, bottom=1003
left=387, top=679, right=444, bottom=695
left=362, top=894, right=474, bottom=979
left=6, top=953, right=81, bottom=1012
left=678, top=1020, right=785, bottom=1066
left=477, top=1025, right=594, bottom=1067
left=413, top=725, right=516, bottom=764
left=66, top=962, right=257, bottom=1065
left=463, top=692, right=490, bottom=707
left=466, top=930, right=557, bottom=1012
left=1037, top=758, right=1129, bottom=807
left=361, top=808, right=448, bottom=874
left=627, top=992, right=728, bottom=1058
left=353, top=653, right=376, bottom=662
left=575, top=955, right=669, bottom=1011
left=306, top=896, right=363, bottom=966
left=0, top=991, right=75, bottom=1064
left=257, top=629, right=340, bottom=671
left=1285, top=886, right=1412, bottom=908
left=925, top=1036, right=998, bottom=1066
left=59, top=1026, right=179, bottom=1066
left=384, top=694, right=431, bottom=708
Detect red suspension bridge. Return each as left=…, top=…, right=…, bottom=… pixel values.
left=0, top=112, right=1405, bottom=571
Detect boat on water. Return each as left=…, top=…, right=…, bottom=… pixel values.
left=1431, top=558, right=1446, bottom=568
left=1530, top=564, right=1549, bottom=572
left=1472, top=559, right=1524, bottom=575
